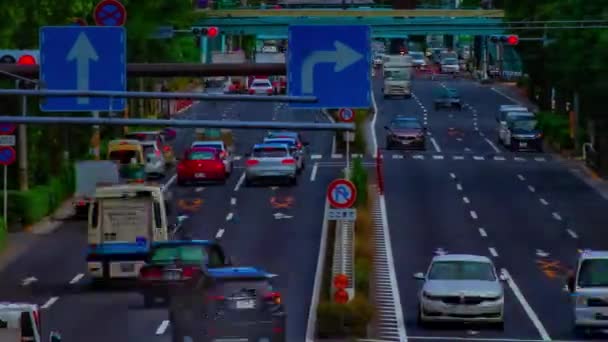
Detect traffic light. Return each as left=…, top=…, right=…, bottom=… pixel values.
left=192, top=27, right=220, bottom=38
left=0, top=50, right=39, bottom=64
left=490, top=35, right=519, bottom=46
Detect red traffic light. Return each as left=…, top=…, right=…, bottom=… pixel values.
left=506, top=35, right=519, bottom=45
left=17, top=55, right=36, bottom=65
left=207, top=26, right=219, bottom=38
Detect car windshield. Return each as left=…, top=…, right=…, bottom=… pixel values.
left=428, top=261, right=496, bottom=281
left=108, top=150, right=137, bottom=164
left=443, top=58, right=457, bottom=64
left=126, top=133, right=155, bottom=141
left=511, top=119, right=538, bottom=131
left=143, top=146, right=155, bottom=155
left=253, top=146, right=287, bottom=158
left=204, top=80, right=225, bottom=88
left=385, top=69, right=409, bottom=81
left=193, top=143, right=222, bottom=151
left=188, top=151, right=215, bottom=160
left=266, top=139, right=294, bottom=147
left=392, top=120, right=422, bottom=129
left=151, top=246, right=207, bottom=264
left=410, top=52, right=423, bottom=59
left=578, top=259, right=608, bottom=287
left=252, top=81, right=270, bottom=87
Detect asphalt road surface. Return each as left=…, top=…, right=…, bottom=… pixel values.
left=0, top=98, right=340, bottom=341
left=376, top=72, right=608, bottom=341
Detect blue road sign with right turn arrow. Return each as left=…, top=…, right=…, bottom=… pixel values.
left=288, top=25, right=371, bottom=109
left=39, top=26, right=126, bottom=112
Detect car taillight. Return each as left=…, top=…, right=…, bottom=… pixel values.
left=248, top=89, right=254, bottom=94
left=181, top=267, right=196, bottom=279
left=177, top=163, right=186, bottom=170
left=281, top=158, right=296, bottom=165
left=163, top=145, right=170, bottom=152
left=246, top=159, right=259, bottom=167
left=155, top=150, right=161, bottom=157
left=206, top=295, right=226, bottom=302
left=267, top=88, right=273, bottom=94
left=88, top=244, right=97, bottom=249
left=219, top=151, right=226, bottom=158
left=264, top=291, right=282, bottom=304
left=273, top=326, right=284, bottom=334
left=216, top=162, right=224, bottom=169
left=77, top=200, right=86, bottom=206
left=296, top=142, right=302, bottom=149
left=140, top=267, right=162, bottom=279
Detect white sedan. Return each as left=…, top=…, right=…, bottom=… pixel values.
left=248, top=79, right=274, bottom=95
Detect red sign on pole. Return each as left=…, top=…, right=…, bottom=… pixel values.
left=94, top=0, right=127, bottom=26
left=333, top=274, right=349, bottom=289
left=338, top=108, right=355, bottom=123
left=334, top=288, right=349, bottom=304
left=327, top=179, right=357, bottom=209
left=0, top=147, right=16, bottom=166
left=0, top=124, right=16, bottom=135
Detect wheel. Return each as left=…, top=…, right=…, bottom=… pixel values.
left=383, top=95, right=388, bottom=99
left=289, top=177, right=297, bottom=186
left=434, top=104, right=439, bottom=111
left=493, top=321, right=505, bottom=330
left=386, top=139, right=392, bottom=150
left=177, top=178, right=186, bottom=186
left=573, top=325, right=591, bottom=337
left=417, top=307, right=429, bottom=328
left=244, top=178, right=253, bottom=187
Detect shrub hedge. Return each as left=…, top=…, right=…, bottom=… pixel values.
left=317, top=157, right=374, bottom=338
left=2, top=164, right=75, bottom=226
left=536, top=111, right=574, bottom=150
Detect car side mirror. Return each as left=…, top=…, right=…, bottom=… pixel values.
left=413, top=272, right=425, bottom=280
left=567, top=275, right=575, bottom=293
left=50, top=332, right=62, bottom=342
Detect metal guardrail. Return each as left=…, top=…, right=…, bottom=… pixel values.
left=331, top=219, right=355, bottom=302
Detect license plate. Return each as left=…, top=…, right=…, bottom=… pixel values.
left=520, top=142, right=528, bottom=147
left=236, top=299, right=255, bottom=309
left=163, top=271, right=180, bottom=281
left=120, top=263, right=134, bottom=273
left=195, top=173, right=206, bottom=178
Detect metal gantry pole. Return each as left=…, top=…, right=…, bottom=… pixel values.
left=3, top=165, right=7, bottom=229
left=18, top=81, right=28, bottom=191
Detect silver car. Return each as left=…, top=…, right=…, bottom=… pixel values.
left=248, top=79, right=274, bottom=95
left=142, top=141, right=166, bottom=178
left=263, top=137, right=304, bottom=173
left=414, top=254, right=505, bottom=328
left=244, top=144, right=297, bottom=186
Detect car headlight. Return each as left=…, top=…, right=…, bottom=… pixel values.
left=422, top=291, right=441, bottom=300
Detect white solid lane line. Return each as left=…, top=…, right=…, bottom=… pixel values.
left=230, top=197, right=237, bottom=206
left=463, top=196, right=470, bottom=204
left=430, top=137, right=442, bottom=153
left=456, top=183, right=463, bottom=191
left=449, top=172, right=456, bottom=179
left=539, top=198, right=549, bottom=206
left=69, top=273, right=84, bottom=285
left=310, top=162, right=319, bottom=182
left=488, top=247, right=499, bottom=257
left=484, top=138, right=501, bottom=153
left=567, top=229, right=579, bottom=239
left=215, top=228, right=225, bottom=239
left=552, top=212, right=562, bottom=221
left=233, top=172, right=245, bottom=192
left=501, top=268, right=552, bottom=341
left=225, top=212, right=233, bottom=221
left=156, top=320, right=170, bottom=335
left=517, top=174, right=526, bottom=181
left=41, top=297, right=59, bottom=309
left=163, top=174, right=177, bottom=190
left=478, top=228, right=488, bottom=237
left=528, top=185, right=536, bottom=193
left=470, top=210, right=478, bottom=220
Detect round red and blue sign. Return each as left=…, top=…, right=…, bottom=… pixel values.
left=0, top=124, right=16, bottom=135
left=0, top=146, right=16, bottom=166
left=94, top=0, right=127, bottom=27
left=338, top=108, right=355, bottom=123
left=327, top=178, right=357, bottom=209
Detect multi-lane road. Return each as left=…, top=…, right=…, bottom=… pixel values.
left=377, top=73, right=608, bottom=341
left=0, top=98, right=342, bottom=341
left=1, top=70, right=608, bottom=342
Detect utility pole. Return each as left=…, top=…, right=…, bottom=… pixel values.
left=16, top=80, right=28, bottom=191
left=573, top=91, right=581, bottom=152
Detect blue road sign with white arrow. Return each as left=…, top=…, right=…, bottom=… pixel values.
left=288, top=25, right=371, bottom=109
left=39, top=26, right=126, bottom=112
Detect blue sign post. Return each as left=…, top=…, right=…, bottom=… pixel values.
left=39, top=26, right=127, bottom=112
left=288, top=25, right=371, bottom=109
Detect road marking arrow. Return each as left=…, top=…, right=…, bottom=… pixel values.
left=273, top=212, right=293, bottom=220
left=67, top=32, right=99, bottom=105
left=536, top=249, right=550, bottom=257
left=195, top=187, right=205, bottom=192
left=301, top=40, right=363, bottom=94
left=21, top=276, right=38, bottom=286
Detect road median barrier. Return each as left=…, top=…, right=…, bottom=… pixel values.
left=316, top=157, right=375, bottom=339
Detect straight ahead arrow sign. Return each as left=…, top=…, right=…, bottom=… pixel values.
left=21, top=276, right=38, bottom=286
left=301, top=40, right=363, bottom=94
left=67, top=32, right=99, bottom=104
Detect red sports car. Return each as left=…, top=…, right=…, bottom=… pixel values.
left=177, top=147, right=227, bottom=185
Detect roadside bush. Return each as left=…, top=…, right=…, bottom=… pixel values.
left=317, top=296, right=374, bottom=338
left=2, top=163, right=74, bottom=226
left=350, top=157, right=368, bottom=207
left=536, top=111, right=574, bottom=150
